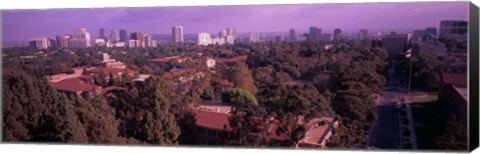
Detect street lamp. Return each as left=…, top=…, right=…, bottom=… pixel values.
left=405, top=48, right=413, bottom=96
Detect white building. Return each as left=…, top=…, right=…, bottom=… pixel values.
left=225, top=35, right=235, bottom=44
left=144, top=34, right=154, bottom=47
left=211, top=37, right=225, bottom=45
left=218, top=30, right=227, bottom=38
left=249, top=32, right=260, bottom=43
left=197, top=33, right=212, bottom=46
left=29, top=38, right=49, bottom=49
left=128, top=40, right=143, bottom=48
left=69, top=28, right=91, bottom=48
left=95, top=38, right=106, bottom=47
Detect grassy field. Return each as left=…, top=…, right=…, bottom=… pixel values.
left=412, top=92, right=438, bottom=103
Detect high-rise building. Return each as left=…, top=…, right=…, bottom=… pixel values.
left=48, top=38, right=57, bottom=48
left=274, top=35, right=284, bottom=43
left=308, top=26, right=322, bottom=41
left=99, top=28, right=106, bottom=40
left=56, top=35, right=70, bottom=48
left=211, top=37, right=225, bottom=45
left=130, top=32, right=144, bottom=47
left=249, top=31, right=260, bottom=43
left=69, top=28, right=91, bottom=48
left=226, top=27, right=237, bottom=38
left=424, top=27, right=437, bottom=40
left=145, top=34, right=154, bottom=47
left=219, top=30, right=227, bottom=38
left=225, top=35, right=235, bottom=44
left=412, top=30, right=426, bottom=42
left=382, top=32, right=409, bottom=56
left=358, top=29, right=368, bottom=40
left=439, top=20, right=468, bottom=40
left=172, top=26, right=184, bottom=44
left=109, top=29, right=120, bottom=43
left=29, top=38, right=49, bottom=49
left=289, top=28, right=296, bottom=42
left=119, top=29, right=128, bottom=43
left=321, top=33, right=332, bottom=42
left=334, top=28, right=342, bottom=40
left=197, top=33, right=212, bottom=46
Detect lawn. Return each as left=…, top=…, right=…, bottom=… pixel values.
left=412, top=92, right=438, bottom=103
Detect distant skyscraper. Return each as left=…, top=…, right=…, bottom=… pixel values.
left=424, top=27, right=437, bottom=41
left=358, top=29, right=368, bottom=40
left=289, top=28, right=296, bottom=42
left=110, top=29, right=120, bottom=42
left=145, top=34, right=154, bottom=47
left=48, top=38, right=57, bottom=48
left=172, top=26, right=184, bottom=44
left=197, top=33, right=212, bottom=46
left=226, top=27, right=237, bottom=38
left=56, top=35, right=69, bottom=48
left=249, top=31, right=260, bottom=43
left=29, top=38, right=48, bottom=49
left=334, top=28, right=342, bottom=40
left=322, top=33, right=332, bottom=42
left=439, top=20, right=468, bottom=40
left=308, top=26, right=322, bottom=41
left=99, top=28, right=106, bottom=39
left=274, top=35, right=284, bottom=43
left=130, top=32, right=144, bottom=47
left=412, top=30, right=426, bottom=42
left=119, top=29, right=128, bottom=43
left=225, top=35, right=235, bottom=44
left=69, top=28, right=91, bottom=48
left=219, top=30, right=227, bottom=38
left=382, top=32, right=409, bottom=56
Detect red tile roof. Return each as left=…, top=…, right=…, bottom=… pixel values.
left=50, top=80, right=100, bottom=93
left=193, top=109, right=232, bottom=131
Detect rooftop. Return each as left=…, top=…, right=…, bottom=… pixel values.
left=441, top=72, right=467, bottom=87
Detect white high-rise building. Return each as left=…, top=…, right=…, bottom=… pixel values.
left=226, top=27, right=237, bottom=38
left=172, top=26, right=184, bottom=44
left=289, top=28, right=296, bottom=42
left=225, top=35, right=235, bottom=44
left=145, top=34, right=154, bottom=47
left=249, top=32, right=260, bottom=43
left=197, top=33, right=212, bottom=46
left=211, top=37, right=225, bottom=45
left=29, top=38, right=49, bottom=49
left=70, top=28, right=91, bottom=48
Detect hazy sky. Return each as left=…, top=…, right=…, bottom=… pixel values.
left=1, top=1, right=469, bottom=42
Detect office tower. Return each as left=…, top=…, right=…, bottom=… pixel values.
left=219, top=30, right=227, bottom=38
left=412, top=30, right=426, bottom=42
left=99, top=28, right=106, bottom=40
left=358, top=29, right=368, bottom=40
left=29, top=38, right=49, bottom=49
left=322, top=33, right=332, bottom=42
left=439, top=20, right=468, bottom=40
left=197, top=33, right=212, bottom=46
left=119, top=29, right=128, bottom=43
left=69, top=28, right=91, bottom=48
left=226, top=27, right=237, bottom=38
left=172, top=26, right=184, bottom=44
left=382, top=32, right=409, bottom=56
left=48, top=38, right=57, bottom=48
left=95, top=38, right=106, bottom=47
left=225, top=35, right=235, bottom=44
left=424, top=27, right=437, bottom=41
left=249, top=31, right=260, bottom=43
left=334, top=28, right=342, bottom=40
left=130, top=32, right=144, bottom=47
left=145, top=34, right=154, bottom=47
left=274, top=35, right=284, bottom=42
left=308, top=26, right=322, bottom=41
left=211, top=37, right=225, bottom=45
left=289, top=28, right=296, bottom=42
left=56, top=35, right=69, bottom=48
left=109, top=29, right=120, bottom=42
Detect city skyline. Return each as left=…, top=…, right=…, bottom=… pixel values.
left=2, top=1, right=469, bottom=42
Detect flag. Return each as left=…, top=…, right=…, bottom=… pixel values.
left=405, top=48, right=412, bottom=58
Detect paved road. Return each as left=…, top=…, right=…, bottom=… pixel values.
left=368, top=90, right=402, bottom=149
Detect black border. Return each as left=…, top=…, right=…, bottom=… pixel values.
left=469, top=1, right=479, bottom=152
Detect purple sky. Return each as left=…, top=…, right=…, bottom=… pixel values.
left=1, top=2, right=469, bottom=42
